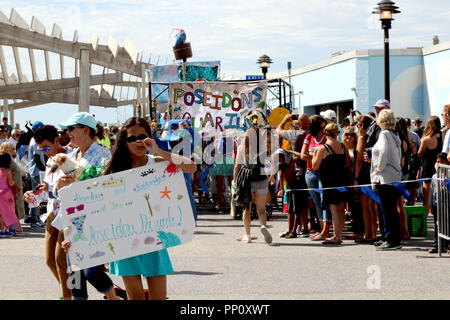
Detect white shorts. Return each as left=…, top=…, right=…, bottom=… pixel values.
left=251, top=179, right=269, bottom=195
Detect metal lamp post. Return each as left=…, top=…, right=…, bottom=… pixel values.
left=372, top=0, right=400, bottom=102
left=257, top=54, right=273, bottom=80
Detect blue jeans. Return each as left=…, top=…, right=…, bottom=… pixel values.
left=184, top=173, right=198, bottom=221
left=305, top=170, right=332, bottom=222
left=375, top=184, right=400, bottom=246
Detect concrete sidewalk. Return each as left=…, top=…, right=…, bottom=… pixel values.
left=0, top=211, right=449, bottom=300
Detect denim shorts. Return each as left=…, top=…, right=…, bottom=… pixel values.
left=305, top=170, right=332, bottom=222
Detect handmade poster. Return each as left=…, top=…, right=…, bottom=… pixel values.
left=168, top=82, right=267, bottom=133
left=59, top=161, right=195, bottom=269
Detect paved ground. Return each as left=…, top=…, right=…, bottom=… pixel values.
left=1, top=209, right=449, bottom=300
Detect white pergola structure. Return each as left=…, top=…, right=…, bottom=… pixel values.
left=0, top=8, right=151, bottom=125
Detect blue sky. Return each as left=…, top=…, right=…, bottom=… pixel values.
left=1, top=0, right=450, bottom=128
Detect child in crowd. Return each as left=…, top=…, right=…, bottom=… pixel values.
left=0, top=153, right=20, bottom=237
left=103, top=117, right=196, bottom=299
left=429, top=152, right=449, bottom=254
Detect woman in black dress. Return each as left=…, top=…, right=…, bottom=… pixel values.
left=417, top=116, right=442, bottom=214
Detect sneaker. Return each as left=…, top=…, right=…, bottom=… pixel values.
left=0, top=231, right=14, bottom=238
left=241, top=234, right=252, bottom=243
left=373, top=239, right=385, bottom=247
left=31, top=222, right=45, bottom=229
left=376, top=242, right=402, bottom=251
left=300, top=230, right=310, bottom=238
left=296, top=225, right=303, bottom=234
left=260, top=226, right=272, bottom=244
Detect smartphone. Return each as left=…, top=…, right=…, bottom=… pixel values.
left=365, top=147, right=373, bottom=159
left=291, top=114, right=299, bottom=120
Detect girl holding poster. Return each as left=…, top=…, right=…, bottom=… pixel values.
left=104, top=117, right=196, bottom=300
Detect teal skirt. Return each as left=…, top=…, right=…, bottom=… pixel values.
left=109, top=249, right=174, bottom=277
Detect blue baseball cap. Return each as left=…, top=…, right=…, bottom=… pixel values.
left=32, top=121, right=44, bottom=131
left=59, top=112, right=97, bottom=130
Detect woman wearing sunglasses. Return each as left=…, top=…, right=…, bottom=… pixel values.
left=103, top=117, right=196, bottom=300
left=56, top=112, right=119, bottom=300
left=301, top=115, right=331, bottom=241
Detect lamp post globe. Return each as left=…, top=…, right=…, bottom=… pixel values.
left=257, top=54, right=273, bottom=80
left=372, top=0, right=400, bottom=101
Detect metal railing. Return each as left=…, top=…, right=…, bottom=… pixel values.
left=436, top=164, right=450, bottom=257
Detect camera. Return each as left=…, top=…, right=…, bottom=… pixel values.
left=291, top=114, right=299, bottom=120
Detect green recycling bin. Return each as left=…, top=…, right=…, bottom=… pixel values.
left=405, top=206, right=428, bottom=237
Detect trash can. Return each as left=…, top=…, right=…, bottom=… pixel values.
left=405, top=206, right=428, bottom=237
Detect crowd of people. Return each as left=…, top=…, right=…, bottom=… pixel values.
left=230, top=100, right=449, bottom=253
left=0, top=101, right=449, bottom=300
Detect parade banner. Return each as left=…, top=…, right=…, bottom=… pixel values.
left=59, top=161, right=195, bottom=269
left=169, top=82, right=267, bottom=132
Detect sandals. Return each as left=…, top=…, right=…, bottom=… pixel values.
left=278, top=231, right=290, bottom=238
left=311, top=234, right=326, bottom=241
left=322, top=238, right=342, bottom=245
left=428, top=247, right=438, bottom=254
left=428, top=247, right=450, bottom=254
left=285, top=232, right=297, bottom=239
left=346, top=233, right=363, bottom=240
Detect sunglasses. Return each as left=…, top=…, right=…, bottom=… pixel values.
left=344, top=133, right=356, bottom=137
left=38, top=147, right=51, bottom=152
left=67, top=124, right=86, bottom=131
left=126, top=134, right=148, bottom=143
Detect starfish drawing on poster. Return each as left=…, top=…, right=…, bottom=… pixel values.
left=59, top=161, right=195, bottom=270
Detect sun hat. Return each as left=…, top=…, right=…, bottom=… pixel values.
left=32, top=121, right=44, bottom=131
left=59, top=112, right=97, bottom=130
left=373, top=99, right=391, bottom=108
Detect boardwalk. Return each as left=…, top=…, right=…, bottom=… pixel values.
left=1, top=211, right=449, bottom=300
